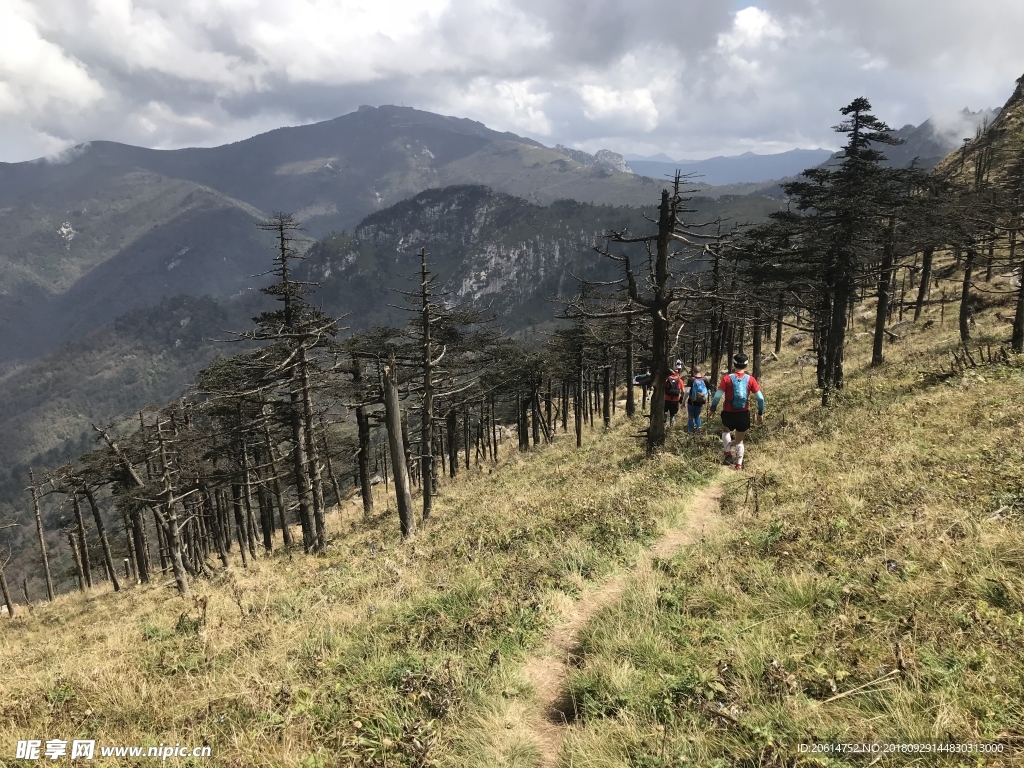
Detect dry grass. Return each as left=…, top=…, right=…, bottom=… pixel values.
left=0, top=413, right=718, bottom=767
left=554, top=278, right=1024, bottom=766
left=5, top=268, right=1024, bottom=767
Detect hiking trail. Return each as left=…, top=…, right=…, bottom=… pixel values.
left=521, top=478, right=726, bottom=767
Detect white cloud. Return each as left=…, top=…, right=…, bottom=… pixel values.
left=0, top=0, right=1022, bottom=162
left=580, top=85, right=659, bottom=132
left=717, top=6, right=785, bottom=53
left=0, top=0, right=104, bottom=116
left=441, top=77, right=553, bottom=135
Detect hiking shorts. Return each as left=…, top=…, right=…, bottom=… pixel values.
left=665, top=400, right=680, bottom=417
left=721, top=410, right=751, bottom=433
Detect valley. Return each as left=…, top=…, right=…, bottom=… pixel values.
left=1, top=71, right=1023, bottom=768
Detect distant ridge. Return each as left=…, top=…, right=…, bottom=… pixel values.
left=0, top=105, right=668, bottom=362
left=627, top=148, right=833, bottom=186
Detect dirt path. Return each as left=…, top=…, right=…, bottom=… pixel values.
left=521, top=479, right=725, bottom=767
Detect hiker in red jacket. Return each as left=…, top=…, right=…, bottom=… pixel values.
left=709, top=353, right=765, bottom=470
left=664, top=363, right=684, bottom=427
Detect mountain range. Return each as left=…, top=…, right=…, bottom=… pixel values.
left=622, top=108, right=1001, bottom=186
left=0, top=184, right=785, bottom=494
left=0, top=94, right=1011, bottom=530
left=0, top=105, right=672, bottom=362
left=626, top=149, right=833, bottom=185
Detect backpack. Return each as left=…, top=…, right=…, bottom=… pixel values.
left=665, top=375, right=681, bottom=397
left=729, top=373, right=750, bottom=410
left=688, top=377, right=708, bottom=406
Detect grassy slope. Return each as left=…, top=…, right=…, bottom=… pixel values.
left=559, top=290, right=1024, bottom=765
left=3, top=271, right=1023, bottom=768
left=0, top=413, right=718, bottom=767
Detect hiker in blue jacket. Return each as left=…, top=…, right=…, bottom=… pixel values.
left=685, top=366, right=709, bottom=434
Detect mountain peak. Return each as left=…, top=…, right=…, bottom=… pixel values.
left=553, top=145, right=632, bottom=174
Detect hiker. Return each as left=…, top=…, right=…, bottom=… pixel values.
left=709, top=353, right=764, bottom=470
left=633, top=367, right=652, bottom=410
left=685, top=366, right=709, bottom=434
left=664, top=363, right=684, bottom=427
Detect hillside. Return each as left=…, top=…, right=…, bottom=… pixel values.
left=934, top=76, right=1024, bottom=185
left=303, top=185, right=784, bottom=330
left=883, top=108, right=1000, bottom=170
left=0, top=170, right=267, bottom=361
left=0, top=106, right=749, bottom=364
left=1, top=263, right=1021, bottom=766
left=0, top=184, right=786, bottom=530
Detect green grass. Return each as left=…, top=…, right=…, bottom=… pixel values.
left=5, top=268, right=1024, bottom=767
left=554, top=303, right=1024, bottom=766
left=0, top=416, right=718, bottom=767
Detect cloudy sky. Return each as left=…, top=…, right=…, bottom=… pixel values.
left=2, top=0, right=1022, bottom=163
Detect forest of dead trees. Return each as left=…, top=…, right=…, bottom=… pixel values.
left=2, top=94, right=1023, bottom=606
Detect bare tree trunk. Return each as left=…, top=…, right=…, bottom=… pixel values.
left=575, top=357, right=584, bottom=448
left=241, top=443, right=261, bottom=558
left=154, top=511, right=169, bottom=573
left=872, top=219, right=898, bottom=366
left=200, top=479, right=229, bottom=569
left=242, top=471, right=258, bottom=562
left=775, top=294, right=784, bottom=354
left=531, top=386, right=541, bottom=445
left=130, top=507, right=150, bottom=583
left=232, top=485, right=249, bottom=568
left=253, top=462, right=274, bottom=554
left=960, top=249, right=976, bottom=343
left=823, top=264, right=853, bottom=407
left=261, top=415, right=293, bottom=547
left=446, top=409, right=458, bottom=478
left=644, top=189, right=680, bottom=452
left=437, top=423, right=446, bottom=477
left=383, top=360, right=415, bottom=537
left=355, top=405, right=375, bottom=517
left=490, top=395, right=499, bottom=462
left=68, top=533, right=86, bottom=592
left=752, top=305, right=763, bottom=382
left=289, top=390, right=317, bottom=553
left=545, top=383, right=553, bottom=437
left=28, top=470, right=55, bottom=601
left=625, top=317, right=636, bottom=418
left=82, top=489, right=121, bottom=593
left=155, top=424, right=190, bottom=596
left=119, top=507, right=139, bottom=583
left=464, top=405, right=471, bottom=471
left=602, top=362, right=611, bottom=428
left=611, top=362, right=617, bottom=415
left=0, top=570, right=15, bottom=618
left=71, top=493, right=93, bottom=589
left=299, top=349, right=327, bottom=552
left=417, top=249, right=437, bottom=522
left=402, top=416, right=416, bottom=493
left=1010, top=232, right=1023, bottom=353
left=320, top=418, right=343, bottom=509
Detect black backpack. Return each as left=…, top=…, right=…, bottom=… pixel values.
left=665, top=376, right=681, bottom=397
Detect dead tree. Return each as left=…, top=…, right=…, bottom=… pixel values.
left=572, top=175, right=712, bottom=453
left=28, top=469, right=55, bottom=601
left=80, top=489, right=119, bottom=593
left=383, top=359, right=416, bottom=538
left=71, top=493, right=93, bottom=589
left=0, top=546, right=17, bottom=617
